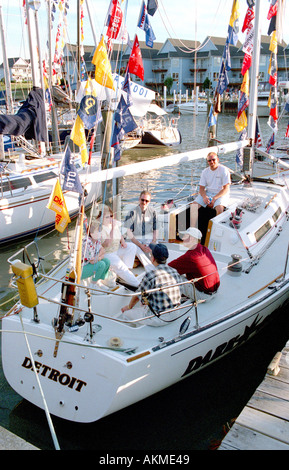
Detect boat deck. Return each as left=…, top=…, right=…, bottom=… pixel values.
left=218, top=340, right=289, bottom=450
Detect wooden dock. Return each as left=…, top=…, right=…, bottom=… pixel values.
left=219, top=340, right=289, bottom=450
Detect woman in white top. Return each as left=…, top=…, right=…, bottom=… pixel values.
left=95, top=206, right=139, bottom=288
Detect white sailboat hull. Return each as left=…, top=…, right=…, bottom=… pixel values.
left=3, top=160, right=289, bottom=423
left=0, top=155, right=101, bottom=244
left=2, top=271, right=288, bottom=423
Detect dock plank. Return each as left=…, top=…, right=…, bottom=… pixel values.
left=220, top=423, right=289, bottom=450
left=219, top=340, right=289, bottom=450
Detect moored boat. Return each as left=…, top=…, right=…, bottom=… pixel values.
left=2, top=0, right=289, bottom=439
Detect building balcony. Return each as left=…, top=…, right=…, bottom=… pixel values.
left=152, top=68, right=168, bottom=73
left=190, top=68, right=207, bottom=72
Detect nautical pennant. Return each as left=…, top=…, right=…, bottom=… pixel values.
left=227, top=0, right=240, bottom=46
left=147, top=0, right=158, bottom=16
left=235, top=128, right=247, bottom=169
left=106, top=0, right=123, bottom=50
left=137, top=1, right=156, bottom=48
left=92, top=37, right=115, bottom=90
left=128, top=35, right=144, bottom=81
left=216, top=60, right=229, bottom=96
left=266, top=133, right=275, bottom=153
left=241, top=3, right=254, bottom=76
left=208, top=105, right=217, bottom=128
left=285, top=122, right=289, bottom=139
left=268, top=53, right=277, bottom=86
left=235, top=71, right=249, bottom=132
left=47, top=179, right=71, bottom=233
left=70, top=115, right=88, bottom=165
left=122, top=68, right=133, bottom=106
left=111, top=95, right=138, bottom=161
left=61, top=146, right=83, bottom=194
left=255, top=118, right=263, bottom=148
left=242, top=6, right=254, bottom=32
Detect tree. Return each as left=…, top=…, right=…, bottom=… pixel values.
left=203, top=77, right=212, bottom=90
left=164, top=76, right=174, bottom=95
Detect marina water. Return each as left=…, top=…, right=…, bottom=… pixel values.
left=1, top=113, right=289, bottom=450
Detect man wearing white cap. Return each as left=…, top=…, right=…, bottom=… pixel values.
left=168, top=227, right=220, bottom=301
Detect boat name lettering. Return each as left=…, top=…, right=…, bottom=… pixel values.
left=21, top=357, right=87, bottom=392
left=182, top=316, right=263, bottom=377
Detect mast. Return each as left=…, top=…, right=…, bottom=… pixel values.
left=247, top=0, right=262, bottom=142
left=0, top=5, right=13, bottom=114
left=47, top=0, right=60, bottom=153
left=247, top=0, right=262, bottom=172
left=26, top=0, right=48, bottom=153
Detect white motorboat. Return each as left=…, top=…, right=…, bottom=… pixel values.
left=177, top=100, right=207, bottom=115
left=132, top=104, right=181, bottom=148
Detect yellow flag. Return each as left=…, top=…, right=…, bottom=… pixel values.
left=70, top=115, right=88, bottom=165
left=240, top=70, right=249, bottom=95
left=235, top=111, right=247, bottom=132
left=269, top=31, right=277, bottom=54
left=92, top=36, right=115, bottom=90
left=47, top=179, right=71, bottom=233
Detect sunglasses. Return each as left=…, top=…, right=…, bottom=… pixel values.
left=207, top=158, right=217, bottom=162
left=141, top=198, right=150, bottom=203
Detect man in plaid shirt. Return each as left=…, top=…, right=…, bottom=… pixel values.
left=121, top=244, right=184, bottom=326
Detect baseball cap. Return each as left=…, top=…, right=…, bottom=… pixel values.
left=152, top=243, right=169, bottom=263
left=180, top=227, right=202, bottom=240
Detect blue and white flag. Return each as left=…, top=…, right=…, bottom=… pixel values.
left=111, top=95, right=138, bottom=161
left=208, top=104, right=217, bottom=128
left=222, top=40, right=231, bottom=71
left=138, top=1, right=156, bottom=48
left=122, top=68, right=133, bottom=106
left=147, top=0, right=158, bottom=16
left=235, top=128, right=247, bottom=169
left=61, top=146, right=83, bottom=194
left=216, top=61, right=229, bottom=95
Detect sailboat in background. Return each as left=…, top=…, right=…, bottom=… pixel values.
left=0, top=1, right=102, bottom=244
left=2, top=1, right=289, bottom=451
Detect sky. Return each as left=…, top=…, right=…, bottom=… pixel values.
left=0, top=0, right=288, bottom=62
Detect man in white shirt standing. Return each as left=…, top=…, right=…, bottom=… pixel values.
left=192, top=151, right=231, bottom=220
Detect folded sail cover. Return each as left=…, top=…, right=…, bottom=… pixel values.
left=0, top=87, right=47, bottom=142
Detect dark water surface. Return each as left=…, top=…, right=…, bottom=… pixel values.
left=1, top=113, right=289, bottom=451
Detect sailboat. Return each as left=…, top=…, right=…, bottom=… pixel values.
left=2, top=0, right=289, bottom=435
left=0, top=1, right=101, bottom=244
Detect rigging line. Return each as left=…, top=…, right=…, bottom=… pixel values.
left=157, top=0, right=224, bottom=53
left=19, top=312, right=61, bottom=450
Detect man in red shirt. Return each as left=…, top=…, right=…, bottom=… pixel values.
left=168, top=227, right=220, bottom=302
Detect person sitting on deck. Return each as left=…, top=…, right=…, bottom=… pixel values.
left=81, top=221, right=110, bottom=283
left=95, top=205, right=140, bottom=289
left=168, top=227, right=220, bottom=302
left=123, top=190, right=158, bottom=271
left=121, top=244, right=184, bottom=326
left=191, top=151, right=231, bottom=228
